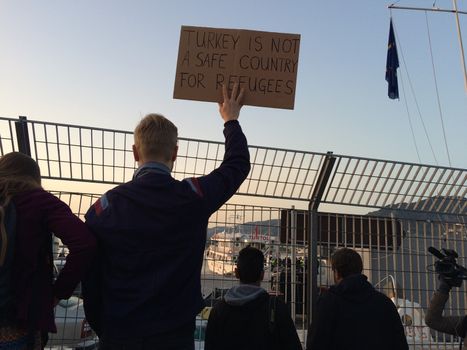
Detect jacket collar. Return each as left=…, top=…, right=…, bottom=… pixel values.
left=133, top=162, right=171, bottom=180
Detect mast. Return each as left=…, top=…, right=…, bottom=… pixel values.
left=389, top=2, right=467, bottom=93
left=452, top=0, right=467, bottom=93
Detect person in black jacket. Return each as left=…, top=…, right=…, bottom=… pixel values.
left=205, top=246, right=302, bottom=350
left=306, top=248, right=408, bottom=350
left=82, top=83, right=250, bottom=350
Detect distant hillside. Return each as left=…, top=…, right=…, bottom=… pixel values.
left=205, top=196, right=466, bottom=239
left=369, top=196, right=467, bottom=222
left=207, top=219, right=280, bottom=239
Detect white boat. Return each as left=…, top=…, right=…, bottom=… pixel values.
left=205, top=231, right=241, bottom=275
left=205, top=228, right=277, bottom=276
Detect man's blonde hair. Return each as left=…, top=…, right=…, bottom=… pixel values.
left=134, top=114, right=178, bottom=162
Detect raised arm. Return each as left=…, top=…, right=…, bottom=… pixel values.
left=185, top=83, right=250, bottom=214
left=425, top=291, right=466, bottom=337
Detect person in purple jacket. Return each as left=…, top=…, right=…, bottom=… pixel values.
left=0, top=152, right=97, bottom=349
left=83, top=83, right=250, bottom=350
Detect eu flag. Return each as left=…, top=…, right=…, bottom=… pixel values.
left=386, top=19, right=399, bottom=99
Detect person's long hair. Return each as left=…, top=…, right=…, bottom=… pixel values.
left=0, top=152, right=41, bottom=265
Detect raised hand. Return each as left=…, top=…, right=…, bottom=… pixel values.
left=218, top=83, right=244, bottom=123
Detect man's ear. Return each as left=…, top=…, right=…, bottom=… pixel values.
left=132, top=144, right=140, bottom=162
left=234, top=268, right=240, bottom=280
left=333, top=269, right=343, bottom=284
left=171, top=145, right=178, bottom=162
left=260, top=270, right=265, bottom=282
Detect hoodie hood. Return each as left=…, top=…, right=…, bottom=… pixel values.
left=329, top=274, right=375, bottom=304
left=224, top=284, right=268, bottom=306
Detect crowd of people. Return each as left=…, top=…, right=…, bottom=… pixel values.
left=0, top=83, right=465, bottom=349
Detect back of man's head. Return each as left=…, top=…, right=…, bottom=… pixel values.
left=236, top=246, right=264, bottom=284
left=331, top=248, right=363, bottom=278
left=134, top=114, right=178, bottom=162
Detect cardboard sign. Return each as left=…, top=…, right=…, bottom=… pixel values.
left=173, top=26, right=300, bottom=110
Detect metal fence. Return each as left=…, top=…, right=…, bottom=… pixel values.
left=1, top=116, right=466, bottom=349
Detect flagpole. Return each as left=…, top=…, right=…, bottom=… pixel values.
left=388, top=4, right=467, bottom=15
left=389, top=3, right=467, bottom=94
left=452, top=0, right=467, bottom=93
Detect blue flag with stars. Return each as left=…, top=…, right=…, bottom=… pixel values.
left=386, top=18, right=399, bottom=99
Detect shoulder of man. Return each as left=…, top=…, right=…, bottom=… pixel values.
left=85, top=182, right=132, bottom=220
left=207, top=298, right=229, bottom=324
left=311, top=288, right=342, bottom=317
left=269, top=294, right=286, bottom=311
left=85, top=191, right=112, bottom=224
left=319, top=287, right=340, bottom=302
left=371, top=290, right=406, bottom=325
left=182, top=177, right=204, bottom=198
left=211, top=297, right=227, bottom=309
left=372, top=289, right=398, bottom=307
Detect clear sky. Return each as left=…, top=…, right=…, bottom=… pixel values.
left=1, top=0, right=466, bottom=168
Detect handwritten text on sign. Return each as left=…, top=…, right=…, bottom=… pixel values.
left=173, top=26, right=300, bottom=110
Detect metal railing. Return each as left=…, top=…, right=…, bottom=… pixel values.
left=3, top=117, right=465, bottom=216
left=1, top=116, right=466, bottom=349
left=323, top=155, right=467, bottom=216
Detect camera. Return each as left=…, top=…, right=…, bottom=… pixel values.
left=428, top=247, right=467, bottom=288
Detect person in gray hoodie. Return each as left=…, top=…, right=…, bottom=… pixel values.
left=204, top=246, right=302, bottom=350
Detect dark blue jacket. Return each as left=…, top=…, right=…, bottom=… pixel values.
left=83, top=120, right=250, bottom=339
left=306, top=274, right=409, bottom=350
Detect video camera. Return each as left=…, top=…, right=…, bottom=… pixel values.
left=428, top=247, right=467, bottom=288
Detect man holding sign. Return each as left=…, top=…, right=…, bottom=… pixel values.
left=83, top=84, right=250, bottom=350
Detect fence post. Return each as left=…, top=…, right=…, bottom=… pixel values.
left=306, top=152, right=336, bottom=336
left=15, top=116, right=31, bottom=156
left=290, top=206, right=297, bottom=323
